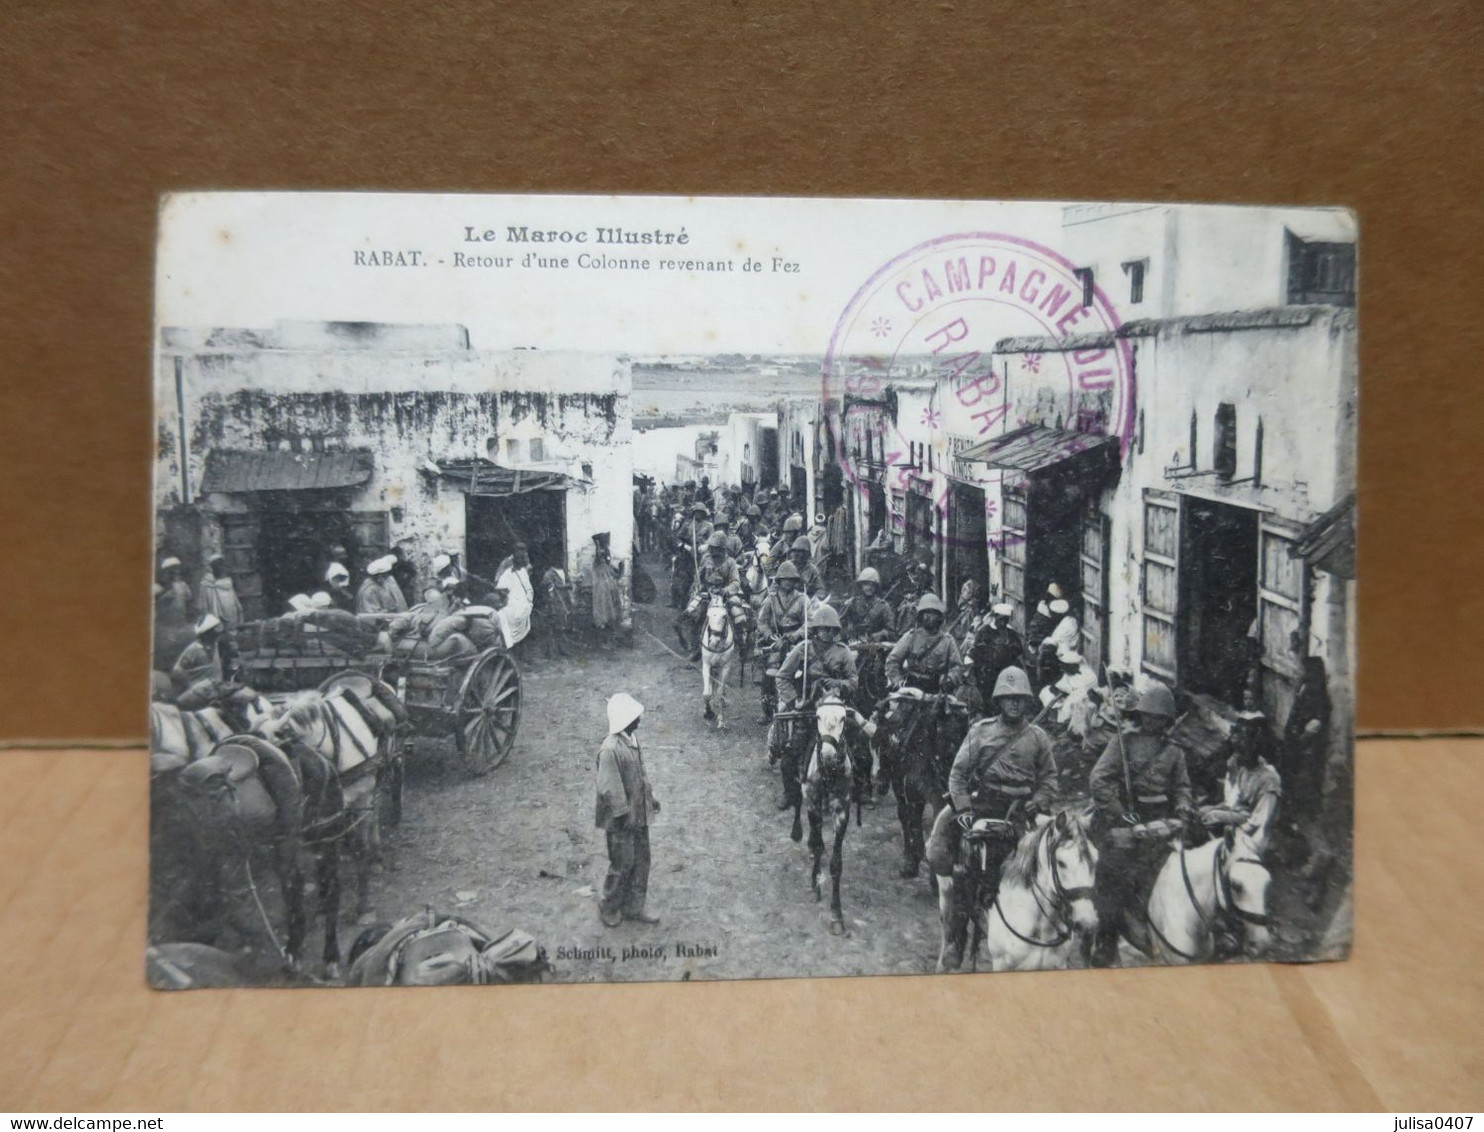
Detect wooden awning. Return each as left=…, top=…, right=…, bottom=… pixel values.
left=428, top=457, right=585, bottom=496
left=1292, top=493, right=1356, bottom=579
left=200, top=449, right=374, bottom=493
left=956, top=425, right=1119, bottom=475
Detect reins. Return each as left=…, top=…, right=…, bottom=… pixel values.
left=990, top=825, right=1094, bottom=950
left=1153, top=838, right=1270, bottom=960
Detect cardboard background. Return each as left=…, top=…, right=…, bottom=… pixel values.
left=0, top=4, right=1478, bottom=735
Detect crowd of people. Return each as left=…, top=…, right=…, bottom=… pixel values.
left=629, top=475, right=1338, bottom=967
left=151, top=541, right=556, bottom=706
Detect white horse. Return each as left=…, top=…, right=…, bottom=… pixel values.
left=699, top=593, right=736, bottom=730
left=982, top=811, right=1100, bottom=971
left=1133, top=827, right=1272, bottom=965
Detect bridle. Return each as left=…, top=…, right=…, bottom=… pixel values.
left=1208, top=840, right=1271, bottom=929
left=991, top=824, right=1095, bottom=950
left=702, top=603, right=734, bottom=652
left=1150, top=838, right=1270, bottom=961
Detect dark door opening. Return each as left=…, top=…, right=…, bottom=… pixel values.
left=819, top=460, right=844, bottom=516
left=867, top=482, right=887, bottom=542
left=904, top=488, right=941, bottom=588
left=1024, top=472, right=1085, bottom=619
left=790, top=464, right=807, bottom=507
left=259, top=509, right=356, bottom=615
left=948, top=480, right=989, bottom=611
left=759, top=427, right=779, bottom=488
left=465, top=491, right=567, bottom=582
left=1179, top=497, right=1259, bottom=702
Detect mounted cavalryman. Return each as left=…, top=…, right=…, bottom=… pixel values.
left=769, top=605, right=859, bottom=816
left=1086, top=681, right=1198, bottom=968
left=785, top=534, right=825, bottom=597
left=684, top=530, right=742, bottom=661
left=885, top=593, right=962, bottom=694
left=755, top=561, right=808, bottom=724
left=926, top=665, right=1056, bottom=967
left=840, top=566, right=895, bottom=710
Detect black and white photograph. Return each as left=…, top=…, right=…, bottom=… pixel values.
left=148, top=194, right=1356, bottom=988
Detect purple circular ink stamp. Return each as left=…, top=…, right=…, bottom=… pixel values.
left=822, top=232, right=1136, bottom=552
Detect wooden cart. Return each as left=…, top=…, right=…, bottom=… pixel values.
left=233, top=618, right=523, bottom=776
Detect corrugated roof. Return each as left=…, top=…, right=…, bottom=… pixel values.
left=1293, top=493, right=1356, bottom=580
left=200, top=449, right=374, bottom=493
left=431, top=458, right=584, bottom=496
left=957, top=425, right=1118, bottom=474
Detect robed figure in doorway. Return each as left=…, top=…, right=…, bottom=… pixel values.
left=496, top=546, right=535, bottom=649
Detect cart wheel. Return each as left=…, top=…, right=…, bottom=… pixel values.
left=455, top=649, right=521, bottom=775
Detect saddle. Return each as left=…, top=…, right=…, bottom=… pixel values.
left=347, top=907, right=549, bottom=986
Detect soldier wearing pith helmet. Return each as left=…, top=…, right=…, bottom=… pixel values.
left=1086, top=680, right=1197, bottom=967
left=926, top=665, right=1057, bottom=965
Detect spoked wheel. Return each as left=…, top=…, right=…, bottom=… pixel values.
left=454, top=648, right=522, bottom=775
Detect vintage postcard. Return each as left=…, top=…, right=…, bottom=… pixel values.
left=148, top=193, right=1356, bottom=988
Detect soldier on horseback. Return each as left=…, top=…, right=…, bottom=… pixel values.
left=885, top=593, right=963, bottom=694
left=769, top=605, right=859, bottom=813
left=755, top=561, right=808, bottom=724
left=785, top=535, right=825, bottom=598
left=1086, top=681, right=1199, bottom=968
left=969, top=603, right=1027, bottom=714
left=926, top=665, right=1057, bottom=970
left=670, top=501, right=711, bottom=605
left=684, top=531, right=743, bottom=661
left=840, top=566, right=895, bottom=709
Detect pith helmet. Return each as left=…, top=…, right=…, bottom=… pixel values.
left=691, top=502, right=709, bottom=514
left=991, top=666, right=1033, bottom=700
left=810, top=605, right=841, bottom=630
left=916, top=592, right=946, bottom=616
left=1136, top=683, right=1178, bottom=719
left=747, top=505, right=762, bottom=520
left=791, top=535, right=813, bottom=554
left=707, top=531, right=728, bottom=549
left=856, top=567, right=881, bottom=586
left=774, top=562, right=801, bottom=581
left=783, top=514, right=804, bottom=533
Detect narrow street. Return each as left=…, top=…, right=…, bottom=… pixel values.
left=367, top=558, right=946, bottom=983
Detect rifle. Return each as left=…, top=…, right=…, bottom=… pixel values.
left=1101, top=661, right=1136, bottom=820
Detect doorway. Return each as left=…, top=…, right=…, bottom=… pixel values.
left=465, top=491, right=567, bottom=581
left=1179, top=497, right=1259, bottom=702
left=759, top=427, right=779, bottom=488
left=1023, top=473, right=1084, bottom=618
left=948, top=480, right=989, bottom=610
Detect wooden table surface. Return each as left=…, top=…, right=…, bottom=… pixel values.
left=0, top=739, right=1478, bottom=1112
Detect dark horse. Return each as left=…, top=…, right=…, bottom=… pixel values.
left=151, top=675, right=407, bottom=980
left=150, top=734, right=310, bottom=973
left=796, top=696, right=875, bottom=935
left=255, top=673, right=408, bottom=978
left=874, top=688, right=970, bottom=881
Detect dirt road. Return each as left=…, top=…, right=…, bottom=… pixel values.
left=367, top=591, right=947, bottom=984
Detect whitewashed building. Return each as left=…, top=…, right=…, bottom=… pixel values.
left=1061, top=203, right=1357, bottom=319
left=972, top=304, right=1356, bottom=729
left=155, top=321, right=633, bottom=620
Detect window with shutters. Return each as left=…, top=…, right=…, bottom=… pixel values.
left=1257, top=519, right=1307, bottom=722
left=1141, top=493, right=1180, bottom=680
left=1080, top=504, right=1111, bottom=672
left=1000, top=484, right=1029, bottom=635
